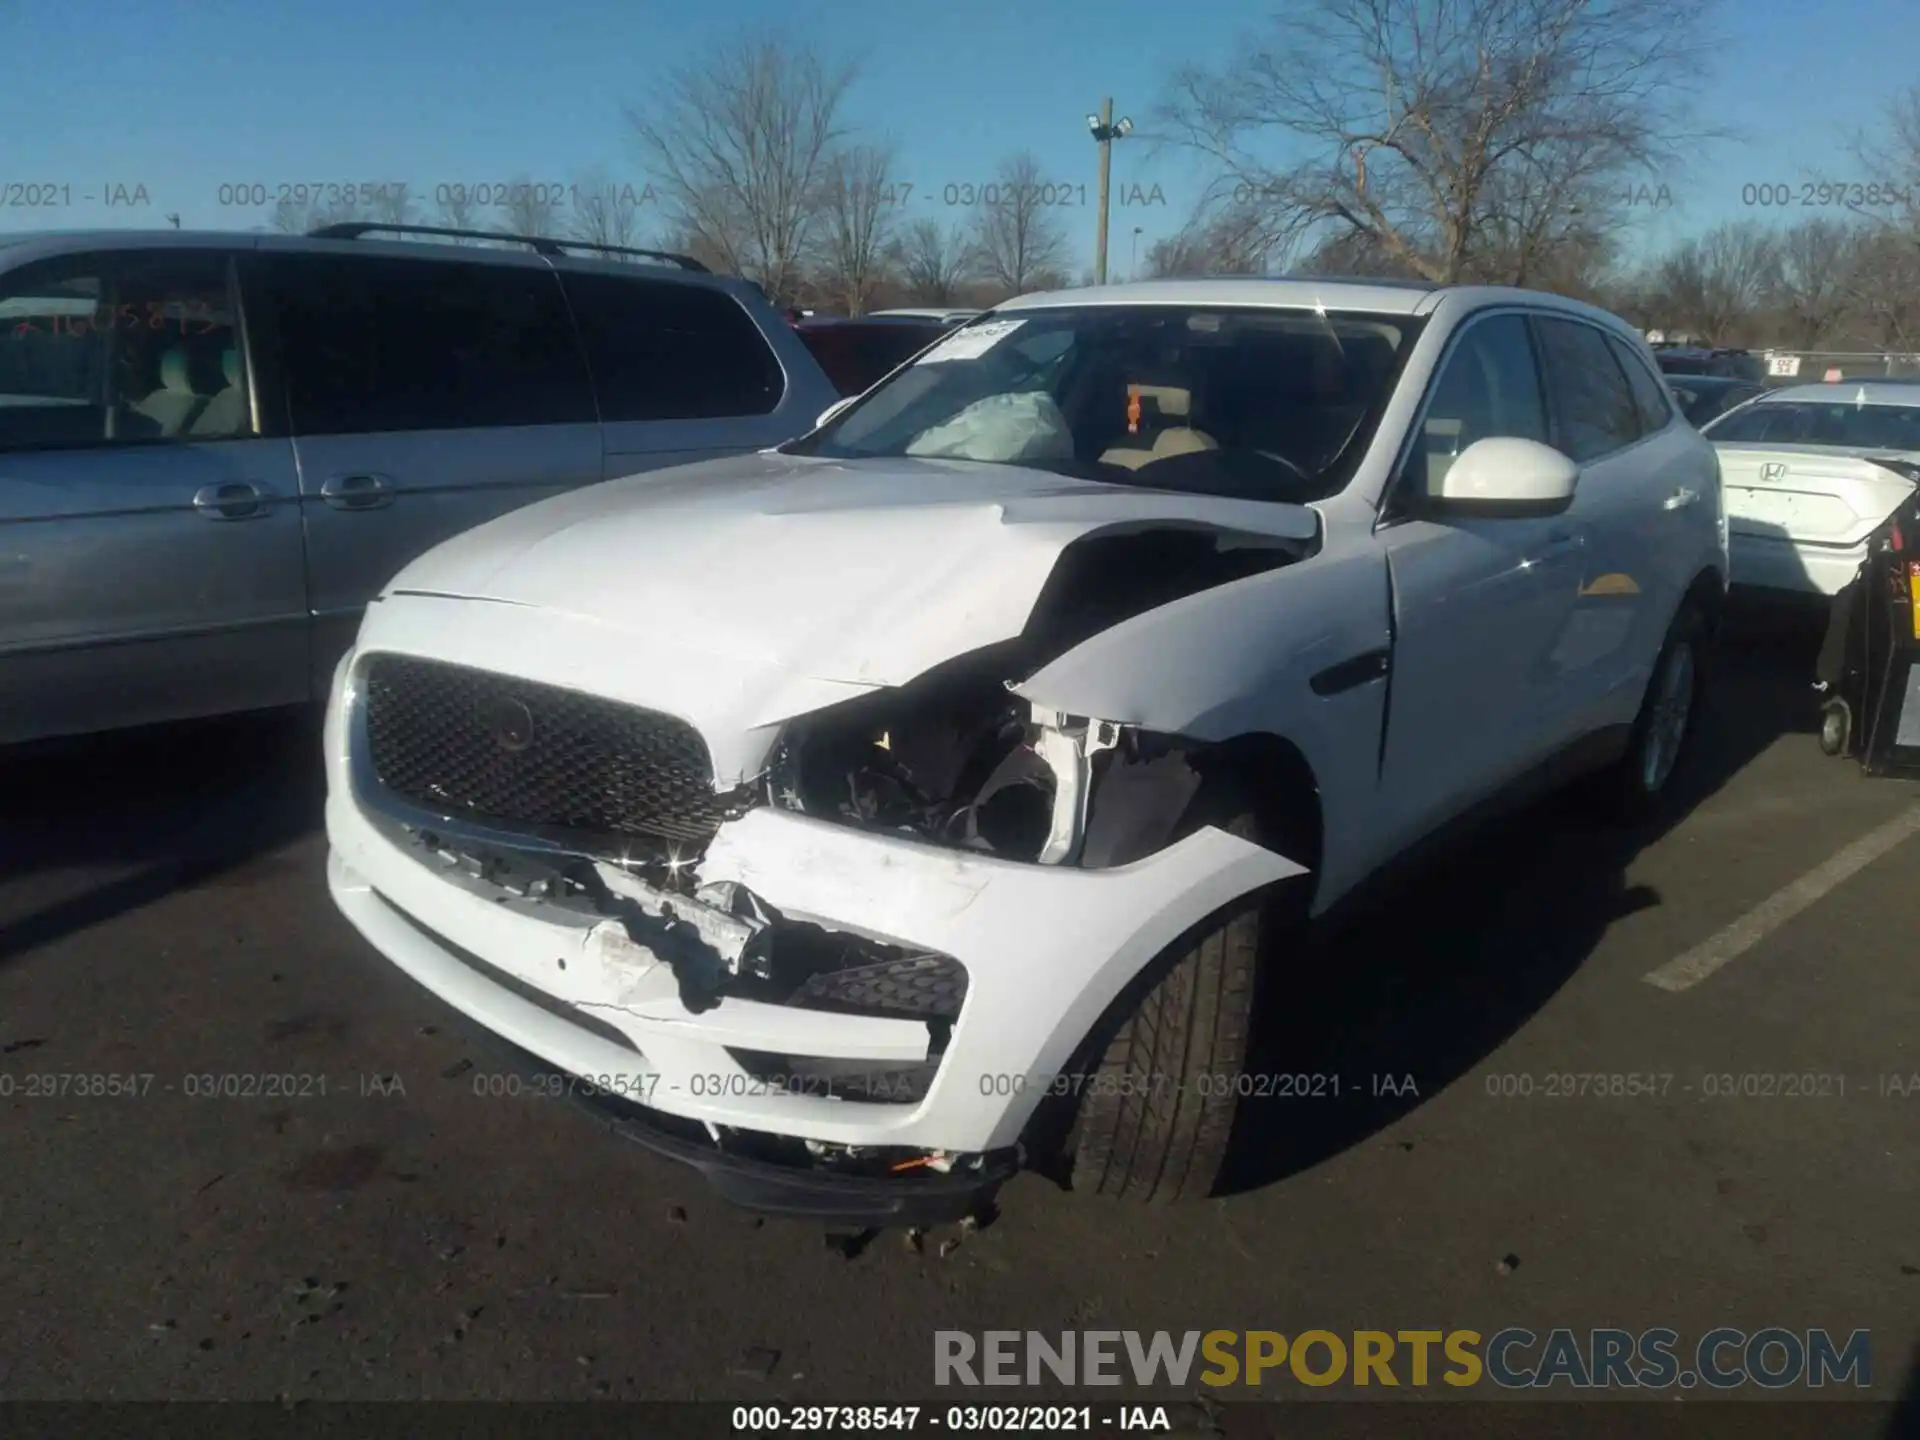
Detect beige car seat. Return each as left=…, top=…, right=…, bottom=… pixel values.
left=1099, top=384, right=1219, bottom=470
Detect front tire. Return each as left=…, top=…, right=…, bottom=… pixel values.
left=1066, top=811, right=1267, bottom=1203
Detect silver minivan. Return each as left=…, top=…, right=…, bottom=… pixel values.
left=0, top=224, right=838, bottom=744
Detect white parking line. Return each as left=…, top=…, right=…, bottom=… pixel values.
left=1643, top=803, right=1920, bottom=993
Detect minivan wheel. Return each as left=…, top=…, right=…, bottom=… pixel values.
left=1064, top=810, right=1268, bottom=1204
left=1588, top=604, right=1708, bottom=823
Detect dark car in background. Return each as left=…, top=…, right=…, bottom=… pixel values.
left=1668, top=374, right=1767, bottom=428
left=1653, top=344, right=1766, bottom=383
left=793, top=314, right=962, bottom=397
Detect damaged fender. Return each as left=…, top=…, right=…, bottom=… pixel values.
left=697, top=808, right=1306, bottom=1150
left=1015, top=545, right=1395, bottom=910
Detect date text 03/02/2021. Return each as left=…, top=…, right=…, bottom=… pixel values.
left=731, top=1405, right=1171, bottom=1433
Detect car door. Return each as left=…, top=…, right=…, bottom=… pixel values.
left=251, top=247, right=602, bottom=692
left=1516, top=317, right=1669, bottom=741
left=1605, top=329, right=1721, bottom=688
left=0, top=245, right=309, bottom=744
left=558, top=268, right=838, bottom=479
left=1373, top=310, right=1589, bottom=848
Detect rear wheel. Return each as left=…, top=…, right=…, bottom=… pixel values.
left=1065, top=808, right=1272, bottom=1203
left=1586, top=603, right=1708, bottom=823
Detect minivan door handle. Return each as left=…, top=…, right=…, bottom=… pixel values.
left=320, top=473, right=395, bottom=510
left=1663, top=486, right=1701, bottom=511
left=191, top=481, right=269, bottom=520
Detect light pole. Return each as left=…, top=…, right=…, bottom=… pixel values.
left=1130, top=226, right=1143, bottom=281
left=1086, top=99, right=1133, bottom=285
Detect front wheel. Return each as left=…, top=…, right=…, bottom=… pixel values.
left=1064, top=810, right=1269, bottom=1203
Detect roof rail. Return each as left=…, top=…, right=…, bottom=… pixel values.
left=306, top=222, right=709, bottom=271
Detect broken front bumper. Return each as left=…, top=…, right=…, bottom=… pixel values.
left=322, top=626, right=1299, bottom=1205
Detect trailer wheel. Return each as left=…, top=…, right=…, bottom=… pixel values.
left=1818, top=697, right=1852, bottom=757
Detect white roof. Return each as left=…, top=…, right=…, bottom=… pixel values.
left=994, top=277, right=1635, bottom=331
left=999, top=277, right=1440, bottom=315
left=1754, top=382, right=1920, bottom=408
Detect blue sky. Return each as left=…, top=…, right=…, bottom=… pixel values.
left=4, top=0, right=1914, bottom=272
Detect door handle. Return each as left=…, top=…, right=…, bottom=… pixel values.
left=1664, top=487, right=1701, bottom=511
left=320, top=473, right=396, bottom=510
left=191, top=481, right=269, bottom=520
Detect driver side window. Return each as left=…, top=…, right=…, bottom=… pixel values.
left=1392, top=313, right=1548, bottom=515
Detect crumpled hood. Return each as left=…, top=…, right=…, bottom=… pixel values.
left=385, top=451, right=1318, bottom=688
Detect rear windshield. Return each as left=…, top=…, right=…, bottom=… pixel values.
left=785, top=305, right=1423, bottom=503
left=1703, top=399, right=1920, bottom=450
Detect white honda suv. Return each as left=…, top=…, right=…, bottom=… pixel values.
left=323, top=279, right=1726, bottom=1224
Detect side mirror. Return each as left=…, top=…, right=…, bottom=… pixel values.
left=1422, top=436, right=1578, bottom=518
left=816, top=397, right=855, bottom=430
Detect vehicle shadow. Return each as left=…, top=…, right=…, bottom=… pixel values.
left=0, top=707, right=324, bottom=970
left=1216, top=600, right=1832, bottom=1195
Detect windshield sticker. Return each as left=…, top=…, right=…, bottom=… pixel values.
left=918, top=318, right=1026, bottom=364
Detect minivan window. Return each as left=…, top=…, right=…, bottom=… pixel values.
left=561, top=272, right=784, bottom=422
left=271, top=254, right=595, bottom=436
left=1533, top=317, right=1642, bottom=461
left=0, top=251, right=247, bottom=451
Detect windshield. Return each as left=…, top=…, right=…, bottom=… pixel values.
left=784, top=305, right=1422, bottom=503
left=1703, top=398, right=1920, bottom=450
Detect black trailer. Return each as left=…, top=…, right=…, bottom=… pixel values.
left=1813, top=490, right=1920, bottom=777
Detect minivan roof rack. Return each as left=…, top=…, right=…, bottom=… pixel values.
left=307, top=222, right=709, bottom=272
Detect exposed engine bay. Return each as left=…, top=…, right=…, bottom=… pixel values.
left=764, top=526, right=1299, bottom=864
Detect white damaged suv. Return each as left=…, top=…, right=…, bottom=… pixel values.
left=324, top=279, right=1726, bottom=1223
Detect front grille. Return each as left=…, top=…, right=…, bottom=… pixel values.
left=361, top=653, right=725, bottom=848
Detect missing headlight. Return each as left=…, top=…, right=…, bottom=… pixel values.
left=767, top=646, right=1073, bottom=862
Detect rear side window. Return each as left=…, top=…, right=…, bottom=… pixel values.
left=1704, top=399, right=1920, bottom=449
left=0, top=250, right=249, bottom=451
left=1533, top=317, right=1642, bottom=462
left=1607, top=335, right=1674, bottom=433
left=799, top=323, right=945, bottom=397
left=1702, top=403, right=1806, bottom=443
left=561, top=272, right=783, bottom=421
left=271, top=255, right=595, bottom=435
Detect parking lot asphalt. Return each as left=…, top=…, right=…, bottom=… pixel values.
left=1, top=614, right=1916, bottom=1427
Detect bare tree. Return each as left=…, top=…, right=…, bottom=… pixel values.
left=1850, top=85, right=1920, bottom=236
left=627, top=29, right=855, bottom=302
left=1836, top=228, right=1920, bottom=351
left=968, top=153, right=1070, bottom=296
left=1295, top=227, right=1423, bottom=278
left=496, top=175, right=564, bottom=239
left=1643, top=221, right=1779, bottom=345
left=268, top=195, right=363, bottom=235
left=894, top=218, right=974, bottom=304
left=1146, top=204, right=1280, bottom=276
left=433, top=185, right=484, bottom=238
left=816, top=145, right=898, bottom=314
left=1767, top=218, right=1863, bottom=349
left=1160, top=0, right=1717, bottom=283
left=568, top=167, right=649, bottom=256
